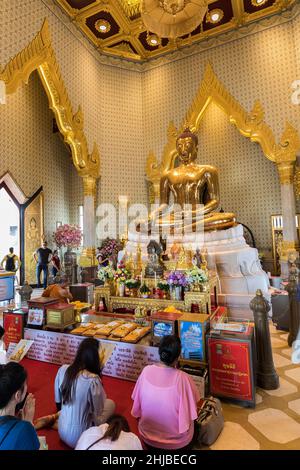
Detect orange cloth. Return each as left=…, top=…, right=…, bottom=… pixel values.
left=42, top=284, right=71, bottom=303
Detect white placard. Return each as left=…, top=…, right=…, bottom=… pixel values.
left=7, top=339, right=34, bottom=362
left=24, top=329, right=159, bottom=381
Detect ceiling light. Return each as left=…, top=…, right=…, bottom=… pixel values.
left=95, top=19, right=111, bottom=34
left=251, top=0, right=267, bottom=6
left=206, top=9, right=224, bottom=24
left=146, top=32, right=161, bottom=47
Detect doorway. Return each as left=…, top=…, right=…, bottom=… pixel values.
left=0, top=185, right=20, bottom=267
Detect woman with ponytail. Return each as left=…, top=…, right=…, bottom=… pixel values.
left=52, top=337, right=115, bottom=448
left=75, top=414, right=142, bottom=450
left=131, top=335, right=200, bottom=450
left=0, top=362, right=39, bottom=450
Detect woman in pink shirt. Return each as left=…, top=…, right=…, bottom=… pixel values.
left=131, top=335, right=200, bottom=450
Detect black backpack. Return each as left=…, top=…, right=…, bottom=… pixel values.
left=5, top=255, right=16, bottom=271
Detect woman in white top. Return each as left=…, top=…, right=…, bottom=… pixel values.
left=75, top=414, right=142, bottom=450
left=54, top=337, right=115, bottom=448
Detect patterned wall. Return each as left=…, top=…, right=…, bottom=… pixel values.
left=142, top=17, right=300, bottom=249
left=0, top=72, right=81, bottom=245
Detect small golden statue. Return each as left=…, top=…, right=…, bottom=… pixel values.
left=134, top=243, right=143, bottom=277
left=176, top=246, right=194, bottom=271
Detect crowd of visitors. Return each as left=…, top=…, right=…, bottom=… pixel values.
left=0, top=335, right=199, bottom=451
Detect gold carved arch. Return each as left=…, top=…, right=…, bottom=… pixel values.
left=146, top=63, right=300, bottom=203
left=0, top=19, right=100, bottom=193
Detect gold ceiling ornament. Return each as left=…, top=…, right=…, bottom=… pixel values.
left=251, top=0, right=268, bottom=7
left=146, top=62, right=300, bottom=202
left=141, top=0, right=209, bottom=39
left=206, top=9, right=224, bottom=24
left=0, top=18, right=101, bottom=182
left=95, top=19, right=111, bottom=34
left=146, top=31, right=161, bottom=46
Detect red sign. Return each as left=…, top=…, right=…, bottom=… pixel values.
left=3, top=313, right=24, bottom=349
left=208, top=337, right=254, bottom=402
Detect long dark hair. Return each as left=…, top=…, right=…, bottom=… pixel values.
left=86, top=415, right=130, bottom=450
left=0, top=362, right=27, bottom=410
left=61, top=338, right=102, bottom=404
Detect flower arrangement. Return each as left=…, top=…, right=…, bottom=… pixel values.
left=140, top=283, right=151, bottom=298
left=157, top=280, right=170, bottom=292
left=114, top=262, right=131, bottom=284
left=97, top=265, right=115, bottom=282
left=98, top=238, right=123, bottom=260
left=125, top=278, right=141, bottom=289
left=186, top=266, right=208, bottom=285
left=53, top=224, right=82, bottom=248
left=166, top=271, right=188, bottom=288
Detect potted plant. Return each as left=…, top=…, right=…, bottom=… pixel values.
left=166, top=271, right=188, bottom=301
left=157, top=280, right=170, bottom=299
left=186, top=266, right=208, bottom=291
left=139, top=283, right=151, bottom=299
left=97, top=264, right=115, bottom=287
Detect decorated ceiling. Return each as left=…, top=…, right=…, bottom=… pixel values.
left=54, top=0, right=296, bottom=62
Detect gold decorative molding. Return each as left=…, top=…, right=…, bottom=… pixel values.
left=0, top=19, right=101, bottom=181
left=294, top=165, right=300, bottom=199
left=277, top=161, right=296, bottom=185
left=83, top=175, right=97, bottom=197
left=146, top=63, right=300, bottom=200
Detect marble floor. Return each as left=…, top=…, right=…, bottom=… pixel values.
left=1, top=297, right=300, bottom=450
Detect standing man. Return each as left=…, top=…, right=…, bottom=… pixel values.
left=34, top=241, right=52, bottom=288
left=1, top=247, right=21, bottom=283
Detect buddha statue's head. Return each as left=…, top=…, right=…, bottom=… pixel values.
left=176, top=128, right=198, bottom=165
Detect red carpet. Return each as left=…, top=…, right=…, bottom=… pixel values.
left=21, top=358, right=138, bottom=450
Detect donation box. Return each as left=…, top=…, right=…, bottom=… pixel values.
left=3, top=309, right=28, bottom=349
left=27, top=297, right=59, bottom=329
left=45, top=303, right=75, bottom=331
left=207, top=324, right=256, bottom=407
left=69, top=283, right=94, bottom=304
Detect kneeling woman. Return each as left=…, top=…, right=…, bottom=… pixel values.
left=55, top=338, right=115, bottom=448
left=131, top=335, right=200, bottom=450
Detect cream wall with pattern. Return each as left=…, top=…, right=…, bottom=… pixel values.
left=142, top=17, right=300, bottom=249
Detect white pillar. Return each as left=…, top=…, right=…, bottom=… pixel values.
left=277, top=162, right=299, bottom=277
left=80, top=176, right=97, bottom=267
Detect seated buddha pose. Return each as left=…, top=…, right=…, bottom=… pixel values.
left=138, top=128, right=236, bottom=235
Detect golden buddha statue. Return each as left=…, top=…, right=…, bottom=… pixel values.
left=138, top=128, right=236, bottom=234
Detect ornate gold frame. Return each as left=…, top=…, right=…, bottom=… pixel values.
left=0, top=19, right=101, bottom=190
left=146, top=63, right=300, bottom=202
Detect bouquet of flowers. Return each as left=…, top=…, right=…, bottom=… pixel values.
left=98, top=238, right=123, bottom=260
left=53, top=224, right=82, bottom=248
left=186, top=266, right=208, bottom=284
left=114, top=262, right=131, bottom=284
left=97, top=265, right=115, bottom=282
left=166, top=271, right=188, bottom=288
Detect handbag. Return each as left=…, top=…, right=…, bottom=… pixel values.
left=197, top=396, right=224, bottom=446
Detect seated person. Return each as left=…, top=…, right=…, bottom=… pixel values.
left=75, top=414, right=142, bottom=450
left=131, top=335, right=200, bottom=450
left=42, top=276, right=73, bottom=303
left=35, top=338, right=115, bottom=448
left=0, top=362, right=39, bottom=450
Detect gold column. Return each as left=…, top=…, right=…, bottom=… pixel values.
left=80, top=176, right=97, bottom=266
left=277, top=161, right=299, bottom=272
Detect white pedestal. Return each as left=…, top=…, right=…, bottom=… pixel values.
left=126, top=224, right=270, bottom=318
